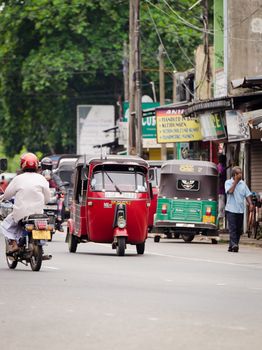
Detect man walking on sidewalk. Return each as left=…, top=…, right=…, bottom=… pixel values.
left=225, top=166, right=254, bottom=252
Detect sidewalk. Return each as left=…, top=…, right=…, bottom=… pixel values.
left=148, top=231, right=262, bottom=248
left=218, top=230, right=262, bottom=248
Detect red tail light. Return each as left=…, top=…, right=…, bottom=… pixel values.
left=161, top=204, right=167, bottom=214
left=205, top=207, right=212, bottom=216
left=35, top=220, right=47, bottom=230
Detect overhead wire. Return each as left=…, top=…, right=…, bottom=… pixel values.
left=145, top=2, right=195, bottom=98
left=145, top=0, right=262, bottom=42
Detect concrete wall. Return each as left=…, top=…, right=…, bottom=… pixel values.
left=228, top=0, right=262, bottom=95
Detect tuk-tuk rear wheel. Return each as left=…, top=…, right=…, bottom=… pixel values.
left=182, top=234, right=195, bottom=243
left=68, top=233, right=78, bottom=253
left=116, top=237, right=125, bottom=256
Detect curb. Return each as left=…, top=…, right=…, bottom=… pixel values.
left=148, top=233, right=262, bottom=248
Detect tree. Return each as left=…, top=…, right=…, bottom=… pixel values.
left=0, top=0, right=203, bottom=156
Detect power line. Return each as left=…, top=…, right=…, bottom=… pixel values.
left=145, top=2, right=194, bottom=98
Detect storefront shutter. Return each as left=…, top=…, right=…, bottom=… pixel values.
left=250, top=141, right=262, bottom=194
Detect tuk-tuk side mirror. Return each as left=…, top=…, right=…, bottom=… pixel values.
left=81, top=167, right=88, bottom=181
left=148, top=168, right=155, bottom=182
left=0, top=158, right=7, bottom=172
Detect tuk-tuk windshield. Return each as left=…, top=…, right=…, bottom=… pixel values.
left=91, top=165, right=147, bottom=193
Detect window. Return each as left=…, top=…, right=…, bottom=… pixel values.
left=91, top=166, right=147, bottom=193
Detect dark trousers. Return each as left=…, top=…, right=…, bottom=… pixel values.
left=226, top=211, right=244, bottom=248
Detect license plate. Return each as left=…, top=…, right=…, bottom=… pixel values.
left=32, top=230, right=51, bottom=240
left=44, top=205, right=57, bottom=210
left=176, top=223, right=195, bottom=228
left=203, top=215, right=215, bottom=223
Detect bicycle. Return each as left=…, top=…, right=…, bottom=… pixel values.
left=247, top=192, right=258, bottom=238
left=247, top=192, right=262, bottom=239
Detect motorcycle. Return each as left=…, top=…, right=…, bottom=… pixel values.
left=5, top=214, right=53, bottom=272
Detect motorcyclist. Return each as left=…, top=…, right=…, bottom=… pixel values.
left=40, top=157, right=66, bottom=231
left=40, top=157, right=66, bottom=194
left=0, top=153, right=50, bottom=253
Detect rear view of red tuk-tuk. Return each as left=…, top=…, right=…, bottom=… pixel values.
left=66, top=155, right=151, bottom=256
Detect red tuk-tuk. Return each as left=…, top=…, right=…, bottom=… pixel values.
left=66, top=155, right=151, bottom=256
left=148, top=161, right=162, bottom=232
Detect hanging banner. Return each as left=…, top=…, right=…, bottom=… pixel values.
left=225, top=110, right=250, bottom=142
left=156, top=108, right=202, bottom=143
left=200, top=111, right=226, bottom=141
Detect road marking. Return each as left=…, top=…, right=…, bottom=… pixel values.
left=92, top=243, right=262, bottom=270
left=43, top=266, right=60, bottom=270
left=146, top=251, right=262, bottom=270
left=148, top=317, right=158, bottom=321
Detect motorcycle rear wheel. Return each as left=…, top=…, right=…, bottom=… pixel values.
left=5, top=239, right=18, bottom=269
left=30, top=244, right=43, bottom=271
left=68, top=233, right=78, bottom=253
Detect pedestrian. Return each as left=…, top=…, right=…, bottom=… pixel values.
left=0, top=175, right=9, bottom=194
left=225, top=166, right=254, bottom=252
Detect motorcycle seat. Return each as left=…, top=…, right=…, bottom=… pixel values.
left=21, top=213, right=49, bottom=222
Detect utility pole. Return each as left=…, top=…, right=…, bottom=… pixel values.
left=128, top=0, right=142, bottom=156
left=134, top=0, right=142, bottom=157
left=129, top=0, right=136, bottom=155
left=123, top=41, right=129, bottom=102
left=202, top=0, right=213, bottom=162
left=158, top=44, right=167, bottom=160
left=203, top=0, right=211, bottom=98
left=172, top=71, right=177, bottom=159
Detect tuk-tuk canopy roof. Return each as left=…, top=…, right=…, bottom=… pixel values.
left=77, top=155, right=149, bottom=168
left=55, top=158, right=79, bottom=171
left=161, top=159, right=218, bottom=176
left=148, top=160, right=163, bottom=168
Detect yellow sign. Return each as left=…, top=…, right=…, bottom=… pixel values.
left=156, top=109, right=202, bottom=143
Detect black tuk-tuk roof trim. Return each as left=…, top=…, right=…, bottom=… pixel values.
left=76, top=155, right=149, bottom=168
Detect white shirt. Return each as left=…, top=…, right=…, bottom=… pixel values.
left=2, top=172, right=50, bottom=222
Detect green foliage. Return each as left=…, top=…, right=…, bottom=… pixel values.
left=0, top=0, right=203, bottom=156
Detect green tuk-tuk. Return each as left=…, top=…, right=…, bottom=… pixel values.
left=153, top=159, right=219, bottom=243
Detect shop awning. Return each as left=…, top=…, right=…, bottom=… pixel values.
left=242, top=109, right=262, bottom=129
left=183, top=98, right=232, bottom=117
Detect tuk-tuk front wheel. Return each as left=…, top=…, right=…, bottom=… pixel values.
left=68, top=233, right=78, bottom=253
left=136, top=242, right=145, bottom=255
left=182, top=234, right=195, bottom=243
left=154, top=235, right=160, bottom=243
left=116, top=237, right=126, bottom=256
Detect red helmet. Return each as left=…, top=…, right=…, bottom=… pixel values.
left=20, top=153, right=39, bottom=171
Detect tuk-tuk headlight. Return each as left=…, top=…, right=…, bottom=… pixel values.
left=117, top=216, right=126, bottom=228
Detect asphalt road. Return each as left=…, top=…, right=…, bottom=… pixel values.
left=0, top=231, right=262, bottom=350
